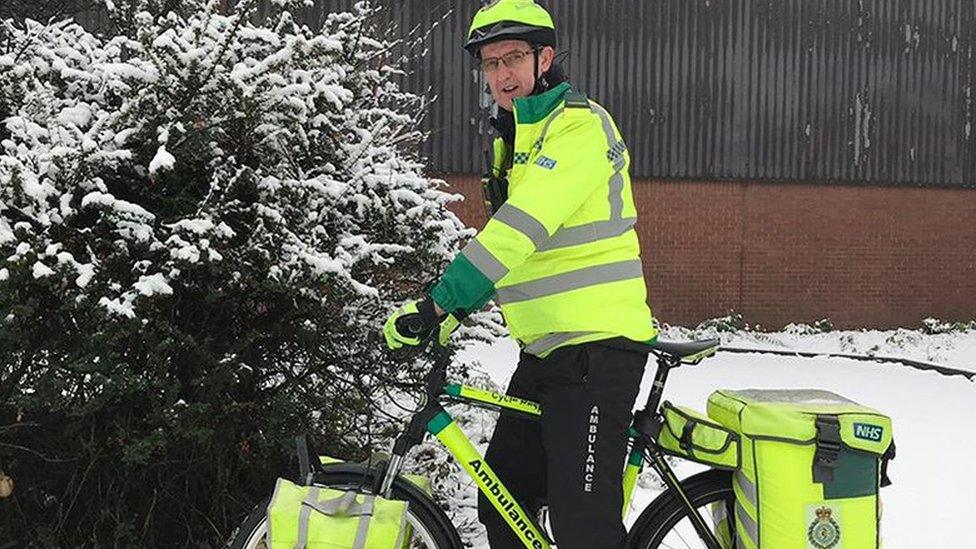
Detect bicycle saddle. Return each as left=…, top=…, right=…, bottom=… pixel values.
left=650, top=338, right=720, bottom=363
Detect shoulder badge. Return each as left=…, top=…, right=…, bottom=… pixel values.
left=534, top=155, right=557, bottom=170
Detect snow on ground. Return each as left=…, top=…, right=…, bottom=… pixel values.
left=447, top=327, right=976, bottom=548
left=709, top=325, right=976, bottom=374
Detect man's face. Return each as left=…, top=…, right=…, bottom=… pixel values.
left=481, top=39, right=554, bottom=111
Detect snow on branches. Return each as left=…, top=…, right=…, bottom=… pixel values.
left=0, top=3, right=476, bottom=544
left=0, top=1, right=467, bottom=322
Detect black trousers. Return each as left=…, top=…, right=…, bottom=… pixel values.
left=477, top=340, right=647, bottom=549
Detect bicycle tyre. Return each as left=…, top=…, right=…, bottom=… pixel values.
left=228, top=464, right=463, bottom=549
left=626, top=469, right=736, bottom=549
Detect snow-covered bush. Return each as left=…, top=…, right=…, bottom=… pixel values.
left=922, top=317, right=976, bottom=335
left=782, top=318, right=834, bottom=335
left=0, top=1, right=473, bottom=545
left=694, top=311, right=746, bottom=333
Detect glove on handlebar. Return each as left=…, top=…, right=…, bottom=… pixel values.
left=384, top=298, right=464, bottom=349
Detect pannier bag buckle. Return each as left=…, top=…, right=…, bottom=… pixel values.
left=881, top=439, right=897, bottom=487
left=679, top=419, right=697, bottom=452
left=813, top=415, right=842, bottom=483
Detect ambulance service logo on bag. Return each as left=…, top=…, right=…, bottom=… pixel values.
left=807, top=506, right=841, bottom=549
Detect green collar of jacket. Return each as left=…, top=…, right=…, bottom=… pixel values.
left=513, top=82, right=572, bottom=125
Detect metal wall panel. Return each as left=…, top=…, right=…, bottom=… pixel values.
left=72, top=1, right=976, bottom=187
left=540, top=0, right=976, bottom=187
left=399, top=0, right=975, bottom=187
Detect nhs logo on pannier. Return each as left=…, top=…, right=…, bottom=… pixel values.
left=853, top=423, right=884, bottom=442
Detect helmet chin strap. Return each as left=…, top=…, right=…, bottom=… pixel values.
left=530, top=45, right=550, bottom=95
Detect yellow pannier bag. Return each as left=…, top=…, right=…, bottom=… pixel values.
left=657, top=401, right=741, bottom=469
left=267, top=478, right=409, bottom=549
left=316, top=454, right=431, bottom=544
left=707, top=389, right=894, bottom=549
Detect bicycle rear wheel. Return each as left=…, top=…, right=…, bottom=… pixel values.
left=229, top=465, right=462, bottom=549
left=626, top=469, right=737, bottom=549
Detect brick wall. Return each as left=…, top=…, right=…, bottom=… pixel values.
left=436, top=174, right=976, bottom=329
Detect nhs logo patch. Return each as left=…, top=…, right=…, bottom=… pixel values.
left=853, top=423, right=884, bottom=442
left=535, top=155, right=557, bottom=170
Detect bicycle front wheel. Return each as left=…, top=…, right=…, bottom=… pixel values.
left=626, top=469, right=737, bottom=549
left=229, top=466, right=462, bottom=549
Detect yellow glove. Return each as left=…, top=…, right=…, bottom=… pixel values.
left=436, top=313, right=462, bottom=346
left=383, top=299, right=464, bottom=349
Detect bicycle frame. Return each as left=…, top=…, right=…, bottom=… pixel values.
left=427, top=390, right=550, bottom=548
left=375, top=346, right=724, bottom=549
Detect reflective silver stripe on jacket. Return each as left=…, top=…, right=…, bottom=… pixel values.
left=493, top=203, right=550, bottom=249
left=593, top=103, right=628, bottom=174
left=525, top=99, right=634, bottom=253
left=536, top=216, right=636, bottom=252
left=461, top=239, right=509, bottom=283
left=536, top=105, right=567, bottom=144
left=522, top=331, right=599, bottom=356
left=607, top=171, right=625, bottom=220
left=590, top=103, right=627, bottom=219
left=496, top=258, right=643, bottom=305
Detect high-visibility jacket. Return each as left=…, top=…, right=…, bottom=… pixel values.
left=431, top=82, right=656, bottom=357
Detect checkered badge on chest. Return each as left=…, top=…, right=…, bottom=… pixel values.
left=806, top=505, right=842, bottom=549
left=534, top=155, right=557, bottom=170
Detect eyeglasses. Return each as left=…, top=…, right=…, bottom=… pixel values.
left=480, top=49, right=534, bottom=73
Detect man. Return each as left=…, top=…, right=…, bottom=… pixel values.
left=383, top=1, right=657, bottom=547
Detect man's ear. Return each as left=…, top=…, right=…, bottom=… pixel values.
left=538, top=45, right=555, bottom=74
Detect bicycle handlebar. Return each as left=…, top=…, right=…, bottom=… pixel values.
left=398, top=315, right=428, bottom=338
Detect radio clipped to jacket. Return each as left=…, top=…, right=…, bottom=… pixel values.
left=481, top=172, right=508, bottom=217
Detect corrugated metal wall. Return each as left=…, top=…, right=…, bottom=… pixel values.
left=75, top=0, right=976, bottom=187
left=394, top=0, right=976, bottom=187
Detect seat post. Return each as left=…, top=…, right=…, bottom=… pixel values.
left=631, top=354, right=677, bottom=443
left=643, top=354, right=677, bottom=416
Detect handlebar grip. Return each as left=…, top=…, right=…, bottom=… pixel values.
left=400, top=316, right=427, bottom=337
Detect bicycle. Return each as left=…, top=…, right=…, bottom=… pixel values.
left=229, top=337, right=735, bottom=549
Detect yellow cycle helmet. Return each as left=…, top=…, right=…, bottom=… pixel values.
left=463, top=0, right=556, bottom=58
